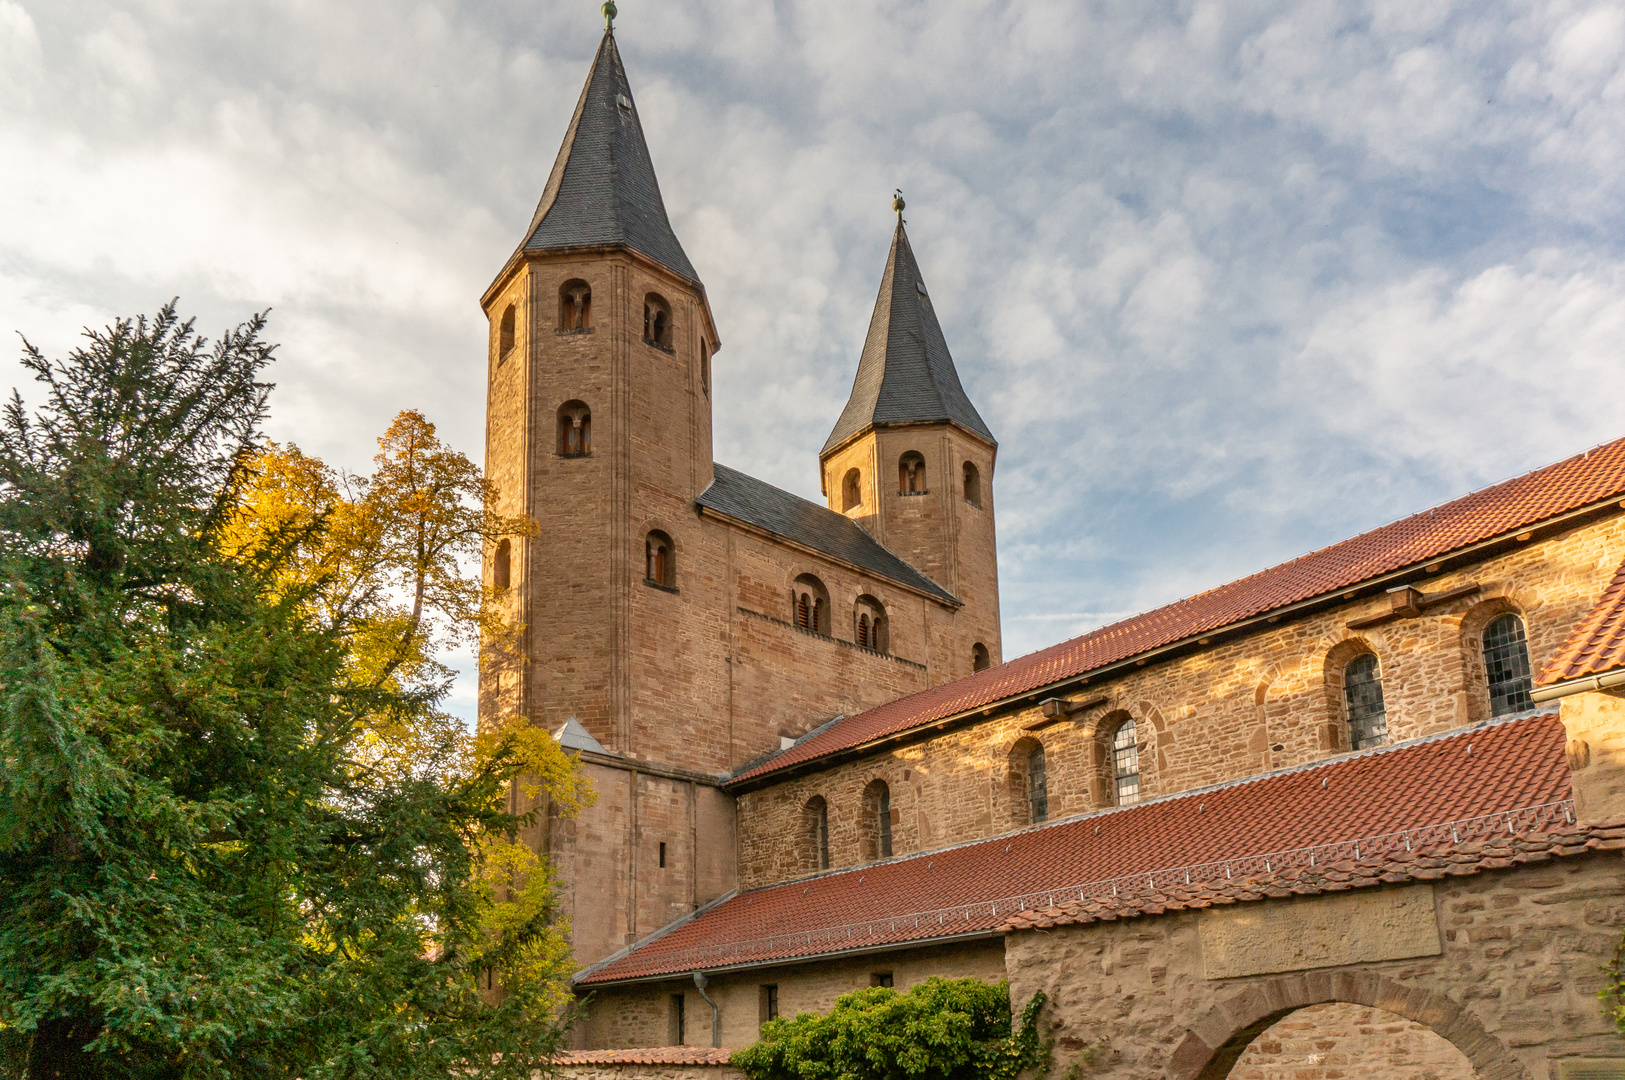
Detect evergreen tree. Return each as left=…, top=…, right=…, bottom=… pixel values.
left=0, top=305, right=583, bottom=1079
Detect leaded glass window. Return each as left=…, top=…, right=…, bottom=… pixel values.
left=1484, top=614, right=1534, bottom=716
left=1343, top=653, right=1389, bottom=750
left=1028, top=744, right=1048, bottom=823
left=1113, top=720, right=1140, bottom=806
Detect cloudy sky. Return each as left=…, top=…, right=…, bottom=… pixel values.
left=4, top=0, right=1624, bottom=722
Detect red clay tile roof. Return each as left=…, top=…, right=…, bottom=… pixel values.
left=1537, top=556, right=1625, bottom=686
left=731, top=436, right=1625, bottom=787
left=579, top=714, right=1572, bottom=985
left=554, top=1049, right=736, bottom=1066
left=1000, top=816, right=1625, bottom=932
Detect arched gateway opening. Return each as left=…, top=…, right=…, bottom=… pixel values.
left=1226, top=1003, right=1479, bottom=1079
left=1173, top=975, right=1518, bottom=1080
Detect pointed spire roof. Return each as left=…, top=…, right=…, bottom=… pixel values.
left=822, top=220, right=995, bottom=456
left=520, top=30, right=698, bottom=284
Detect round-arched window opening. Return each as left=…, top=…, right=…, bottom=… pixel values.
left=842, top=468, right=862, bottom=512
left=557, top=400, right=592, bottom=456
left=792, top=573, right=830, bottom=635
left=643, top=293, right=673, bottom=349
left=1483, top=613, right=1534, bottom=716
left=645, top=530, right=675, bottom=589
left=1342, top=653, right=1388, bottom=750
left=492, top=538, right=511, bottom=591
left=1008, top=737, right=1048, bottom=825
left=559, top=279, right=592, bottom=330
left=1111, top=718, right=1140, bottom=806
left=972, top=642, right=991, bottom=672
left=898, top=451, right=927, bottom=495
left=802, top=795, right=830, bottom=871
left=498, top=304, right=516, bottom=360
left=861, top=779, right=892, bottom=861
left=854, top=595, right=888, bottom=654
left=962, top=461, right=982, bottom=507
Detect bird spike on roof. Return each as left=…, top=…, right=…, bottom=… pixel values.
left=519, top=27, right=698, bottom=284
left=822, top=214, right=996, bottom=456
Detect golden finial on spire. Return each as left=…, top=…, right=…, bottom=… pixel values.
left=892, top=189, right=905, bottom=218
left=602, top=0, right=616, bottom=29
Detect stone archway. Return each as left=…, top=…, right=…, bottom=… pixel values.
left=1169, top=972, right=1528, bottom=1080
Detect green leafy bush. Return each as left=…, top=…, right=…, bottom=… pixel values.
left=733, top=977, right=1047, bottom=1080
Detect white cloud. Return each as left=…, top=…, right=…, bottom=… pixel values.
left=3, top=0, right=1623, bottom=710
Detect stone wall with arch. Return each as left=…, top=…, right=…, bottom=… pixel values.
left=1003, top=854, right=1623, bottom=1080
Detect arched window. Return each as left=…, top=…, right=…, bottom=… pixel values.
left=1008, top=738, right=1048, bottom=825
left=962, top=461, right=981, bottom=507
left=854, top=595, right=888, bottom=654
left=972, top=642, right=990, bottom=672
left=492, top=538, right=511, bottom=591
left=1111, top=718, right=1140, bottom=806
left=792, top=574, right=830, bottom=635
left=842, top=468, right=862, bottom=512
left=645, top=530, right=675, bottom=589
left=898, top=451, right=926, bottom=495
left=1483, top=614, right=1534, bottom=716
left=1342, top=653, right=1388, bottom=750
left=558, top=279, right=591, bottom=330
left=557, top=401, right=591, bottom=456
left=700, top=343, right=710, bottom=396
left=861, top=779, right=892, bottom=861
left=498, top=304, right=516, bottom=360
left=643, top=293, right=672, bottom=349
left=802, top=796, right=830, bottom=871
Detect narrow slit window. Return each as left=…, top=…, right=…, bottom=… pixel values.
left=658, top=841, right=667, bottom=868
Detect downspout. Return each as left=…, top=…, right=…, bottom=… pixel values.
left=692, top=971, right=720, bottom=1048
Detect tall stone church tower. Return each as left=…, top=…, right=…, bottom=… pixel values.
left=477, top=25, right=1003, bottom=982
left=478, top=28, right=722, bottom=763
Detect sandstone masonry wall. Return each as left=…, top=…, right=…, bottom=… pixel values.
left=737, top=513, right=1625, bottom=888
left=1002, top=854, right=1625, bottom=1080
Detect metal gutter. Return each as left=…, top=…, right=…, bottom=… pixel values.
left=1531, top=668, right=1625, bottom=703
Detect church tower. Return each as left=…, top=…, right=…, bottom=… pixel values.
left=821, top=214, right=1003, bottom=675
left=478, top=25, right=724, bottom=764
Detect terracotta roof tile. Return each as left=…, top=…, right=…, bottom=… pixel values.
left=731, top=436, right=1625, bottom=786
left=1000, top=816, right=1624, bottom=931
left=579, top=714, right=1571, bottom=985
left=1537, top=556, right=1625, bottom=686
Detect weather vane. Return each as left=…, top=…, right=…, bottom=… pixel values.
left=893, top=189, right=905, bottom=220
left=603, top=0, right=616, bottom=29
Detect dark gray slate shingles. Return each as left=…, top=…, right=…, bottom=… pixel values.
left=522, top=31, right=698, bottom=284
left=822, top=221, right=995, bottom=455
left=697, top=464, right=958, bottom=604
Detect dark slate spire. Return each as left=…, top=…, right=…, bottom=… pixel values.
left=521, top=31, right=698, bottom=283
left=822, top=220, right=995, bottom=455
